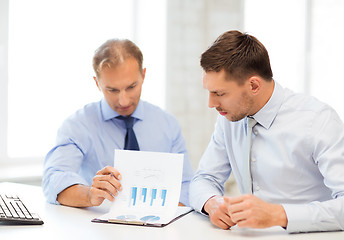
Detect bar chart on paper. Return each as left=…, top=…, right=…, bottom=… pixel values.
left=129, top=187, right=167, bottom=207
left=104, top=150, right=185, bottom=225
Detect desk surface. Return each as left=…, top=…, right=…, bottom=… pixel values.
left=1, top=182, right=343, bottom=240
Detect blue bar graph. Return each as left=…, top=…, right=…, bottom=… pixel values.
left=141, top=188, right=147, bottom=203
left=150, top=188, right=157, bottom=206
left=131, top=187, right=137, bottom=206
left=161, top=189, right=167, bottom=206
left=129, top=187, right=167, bottom=207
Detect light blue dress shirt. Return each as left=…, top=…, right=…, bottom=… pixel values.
left=189, top=81, right=344, bottom=233
left=43, top=99, right=194, bottom=206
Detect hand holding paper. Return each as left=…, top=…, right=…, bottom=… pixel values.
left=89, top=166, right=123, bottom=205
left=92, top=150, right=193, bottom=226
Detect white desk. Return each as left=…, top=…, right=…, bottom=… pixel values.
left=1, top=182, right=343, bottom=240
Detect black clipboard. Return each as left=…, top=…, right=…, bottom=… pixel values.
left=91, top=206, right=193, bottom=227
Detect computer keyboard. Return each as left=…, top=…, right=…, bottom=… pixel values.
left=0, top=194, right=44, bottom=225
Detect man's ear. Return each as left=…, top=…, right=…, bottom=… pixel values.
left=249, top=76, right=261, bottom=95
left=141, top=68, right=146, bottom=84
left=93, top=76, right=101, bottom=91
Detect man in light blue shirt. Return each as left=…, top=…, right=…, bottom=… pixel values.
left=43, top=39, right=193, bottom=207
left=189, top=30, right=344, bottom=233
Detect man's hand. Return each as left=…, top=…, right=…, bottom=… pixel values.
left=227, top=194, right=288, bottom=229
left=57, top=166, right=122, bottom=207
left=88, top=166, right=123, bottom=206
left=204, top=196, right=236, bottom=230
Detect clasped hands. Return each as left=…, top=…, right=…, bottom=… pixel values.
left=204, top=195, right=288, bottom=230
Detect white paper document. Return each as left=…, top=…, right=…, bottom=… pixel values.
left=92, top=149, right=193, bottom=227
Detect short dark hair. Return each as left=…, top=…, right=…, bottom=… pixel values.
left=200, top=30, right=273, bottom=84
left=93, top=39, right=143, bottom=77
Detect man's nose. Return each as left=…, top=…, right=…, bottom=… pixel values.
left=118, top=91, right=130, bottom=106
left=208, top=95, right=219, bottom=108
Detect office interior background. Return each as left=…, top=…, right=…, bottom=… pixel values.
left=0, top=0, right=343, bottom=191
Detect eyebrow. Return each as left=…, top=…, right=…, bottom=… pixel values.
left=106, top=87, right=119, bottom=91
left=105, top=81, right=138, bottom=91
left=210, top=90, right=224, bottom=94
left=128, top=82, right=138, bottom=87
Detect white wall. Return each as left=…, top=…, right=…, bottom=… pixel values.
left=166, top=0, right=244, bottom=169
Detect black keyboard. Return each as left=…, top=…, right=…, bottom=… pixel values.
left=0, top=194, right=44, bottom=225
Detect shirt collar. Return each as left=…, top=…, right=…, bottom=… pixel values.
left=101, top=98, right=144, bottom=121
left=252, top=81, right=284, bottom=129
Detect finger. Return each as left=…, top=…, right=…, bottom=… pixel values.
left=93, top=172, right=122, bottom=191
left=227, top=195, right=253, bottom=215
left=223, top=197, right=231, bottom=205
left=227, top=195, right=247, bottom=205
left=92, top=175, right=122, bottom=195
left=209, top=205, right=235, bottom=228
left=92, top=178, right=117, bottom=195
left=230, top=210, right=248, bottom=224
left=236, top=219, right=252, bottom=228
left=218, top=203, right=232, bottom=219
left=210, top=213, right=235, bottom=230
left=108, top=174, right=123, bottom=191
left=219, top=213, right=236, bottom=228
left=228, top=201, right=247, bottom=215
left=96, top=166, right=122, bottom=180
left=96, top=166, right=112, bottom=175
left=214, top=218, right=232, bottom=230
left=221, top=217, right=236, bottom=228
left=109, top=169, right=122, bottom=181
left=89, top=187, right=115, bottom=205
left=96, top=174, right=123, bottom=191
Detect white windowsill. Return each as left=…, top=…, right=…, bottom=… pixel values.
left=0, top=162, right=43, bottom=185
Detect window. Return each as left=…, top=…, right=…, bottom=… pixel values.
left=244, top=0, right=344, bottom=119
left=310, top=0, right=344, bottom=118
left=1, top=0, right=166, bottom=164
left=244, top=0, right=307, bottom=93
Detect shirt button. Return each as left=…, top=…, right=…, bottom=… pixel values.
left=256, top=186, right=260, bottom=191
left=251, top=157, right=256, bottom=162
left=254, top=130, right=258, bottom=135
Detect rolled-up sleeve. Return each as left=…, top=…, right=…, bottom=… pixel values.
left=42, top=143, right=89, bottom=204
left=42, top=118, right=90, bottom=204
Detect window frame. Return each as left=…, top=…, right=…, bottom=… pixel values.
left=0, top=0, right=10, bottom=165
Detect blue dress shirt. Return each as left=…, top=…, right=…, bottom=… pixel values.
left=43, top=99, right=194, bottom=206
left=189, top=81, right=344, bottom=233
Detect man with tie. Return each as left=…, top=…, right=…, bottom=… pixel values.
left=189, top=30, right=344, bottom=233
left=42, top=39, right=194, bottom=207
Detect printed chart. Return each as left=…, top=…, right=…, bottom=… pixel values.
left=129, top=187, right=167, bottom=207
left=107, top=150, right=184, bottom=225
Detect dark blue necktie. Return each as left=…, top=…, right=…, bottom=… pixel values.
left=117, top=116, right=140, bottom=151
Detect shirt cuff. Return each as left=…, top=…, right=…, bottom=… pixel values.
left=283, top=201, right=344, bottom=233
left=189, top=179, right=223, bottom=213
left=282, top=203, right=312, bottom=233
